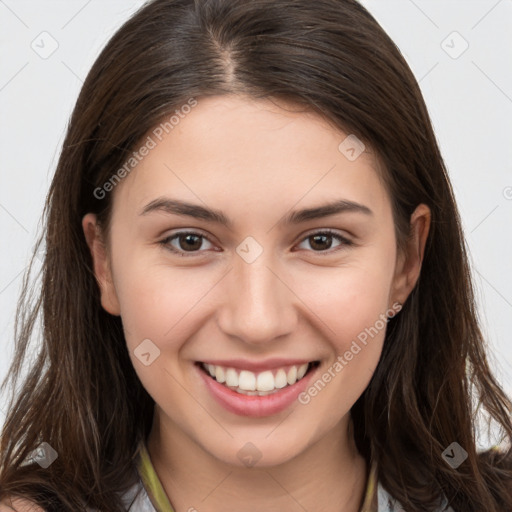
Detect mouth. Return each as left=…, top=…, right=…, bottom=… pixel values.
left=196, top=360, right=321, bottom=396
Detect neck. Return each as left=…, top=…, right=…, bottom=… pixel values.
left=147, top=409, right=368, bottom=512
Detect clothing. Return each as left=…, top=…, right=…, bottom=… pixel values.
left=118, top=440, right=449, bottom=512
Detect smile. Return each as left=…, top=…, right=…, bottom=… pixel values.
left=198, top=361, right=320, bottom=396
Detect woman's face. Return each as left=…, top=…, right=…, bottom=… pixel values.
left=83, top=94, right=429, bottom=467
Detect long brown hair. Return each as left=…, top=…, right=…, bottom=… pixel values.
left=1, top=0, right=511, bottom=510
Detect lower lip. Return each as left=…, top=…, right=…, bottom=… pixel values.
left=197, top=363, right=318, bottom=417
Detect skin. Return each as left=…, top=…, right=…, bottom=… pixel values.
left=0, top=498, right=45, bottom=512
left=82, top=94, right=430, bottom=512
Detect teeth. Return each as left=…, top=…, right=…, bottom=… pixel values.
left=275, top=369, right=288, bottom=389
left=225, top=368, right=238, bottom=387
left=215, top=366, right=226, bottom=383
left=202, top=362, right=313, bottom=392
left=287, top=366, right=297, bottom=385
left=297, top=363, right=308, bottom=379
left=236, top=389, right=261, bottom=396
left=238, top=370, right=256, bottom=391
left=256, top=371, right=275, bottom=391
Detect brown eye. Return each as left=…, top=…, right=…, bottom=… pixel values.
left=160, top=231, right=214, bottom=255
left=296, top=230, right=353, bottom=254
left=176, top=233, right=203, bottom=251
left=309, top=234, right=334, bottom=251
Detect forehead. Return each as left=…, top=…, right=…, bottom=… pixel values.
left=112, top=95, right=390, bottom=223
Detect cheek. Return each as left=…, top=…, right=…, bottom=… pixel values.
left=112, top=250, right=219, bottom=359
left=113, top=261, right=213, bottom=406
left=294, top=250, right=395, bottom=402
left=300, top=256, right=394, bottom=342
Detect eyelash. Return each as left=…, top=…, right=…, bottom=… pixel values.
left=158, top=229, right=353, bottom=257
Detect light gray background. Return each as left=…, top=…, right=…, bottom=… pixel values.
left=1, top=1, right=511, bottom=442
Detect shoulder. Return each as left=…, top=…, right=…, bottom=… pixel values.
left=0, top=497, right=46, bottom=512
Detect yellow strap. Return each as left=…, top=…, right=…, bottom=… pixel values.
left=137, top=441, right=175, bottom=512
left=360, top=459, right=378, bottom=512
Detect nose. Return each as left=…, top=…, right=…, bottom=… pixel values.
left=216, top=251, right=298, bottom=346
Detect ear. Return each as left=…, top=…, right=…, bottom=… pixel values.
left=390, top=203, right=431, bottom=306
left=82, top=213, right=121, bottom=316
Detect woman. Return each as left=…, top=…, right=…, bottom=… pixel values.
left=1, top=0, right=511, bottom=511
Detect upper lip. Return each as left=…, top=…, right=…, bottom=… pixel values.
left=198, top=358, right=316, bottom=373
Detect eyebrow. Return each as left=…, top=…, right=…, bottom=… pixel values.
left=139, top=197, right=373, bottom=227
